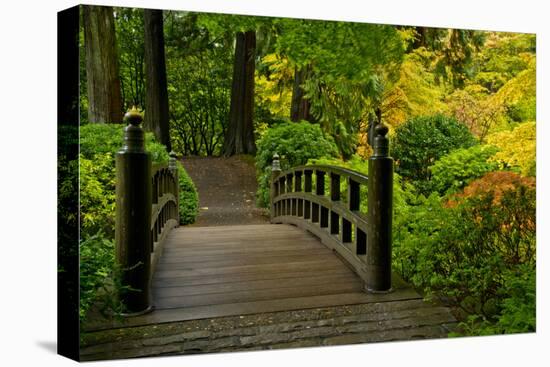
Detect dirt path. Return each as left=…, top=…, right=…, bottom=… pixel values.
left=180, top=155, right=269, bottom=226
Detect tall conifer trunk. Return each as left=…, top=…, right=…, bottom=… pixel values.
left=144, top=9, right=171, bottom=151
left=223, top=31, right=256, bottom=156
left=83, top=5, right=123, bottom=123
left=290, top=65, right=313, bottom=122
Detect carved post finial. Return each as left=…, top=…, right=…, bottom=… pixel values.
left=272, top=152, right=281, bottom=173
left=122, top=107, right=145, bottom=152
left=124, top=106, right=143, bottom=126
left=372, top=123, right=389, bottom=157
left=168, top=151, right=178, bottom=171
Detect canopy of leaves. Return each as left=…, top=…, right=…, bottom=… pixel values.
left=382, top=48, right=448, bottom=126
left=114, top=8, right=145, bottom=109
left=486, top=121, right=536, bottom=176
left=392, top=114, right=477, bottom=191
left=429, top=145, right=500, bottom=195
left=255, top=121, right=338, bottom=207
left=274, top=19, right=405, bottom=158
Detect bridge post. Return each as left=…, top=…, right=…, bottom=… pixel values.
left=366, top=124, right=393, bottom=292
left=270, top=153, right=281, bottom=221
left=115, top=107, right=153, bottom=315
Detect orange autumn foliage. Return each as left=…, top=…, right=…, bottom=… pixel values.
left=447, top=171, right=535, bottom=208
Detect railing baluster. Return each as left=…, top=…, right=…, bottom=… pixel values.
left=304, top=200, right=311, bottom=219
left=304, top=170, right=312, bottom=192
left=356, top=227, right=367, bottom=255
left=320, top=206, right=329, bottom=228
left=330, top=173, right=340, bottom=201
left=330, top=211, right=339, bottom=234
left=152, top=175, right=158, bottom=204
left=342, top=218, right=352, bottom=243
left=312, top=202, right=319, bottom=223
left=287, top=173, right=293, bottom=193
left=348, top=178, right=360, bottom=211
left=316, top=170, right=325, bottom=195
left=295, top=171, right=302, bottom=192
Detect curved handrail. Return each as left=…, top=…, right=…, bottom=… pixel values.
left=278, top=164, right=369, bottom=186
left=270, top=163, right=370, bottom=284
left=270, top=123, right=395, bottom=293
left=149, top=161, right=179, bottom=272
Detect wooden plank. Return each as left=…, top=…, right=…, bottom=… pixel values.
left=152, top=267, right=355, bottom=288
left=160, top=246, right=331, bottom=259
left=172, top=223, right=300, bottom=232
left=154, top=280, right=363, bottom=308
left=162, top=238, right=323, bottom=251
left=160, top=250, right=333, bottom=265
left=164, top=235, right=319, bottom=247
left=85, top=289, right=421, bottom=331
left=152, top=273, right=360, bottom=296
left=157, top=253, right=338, bottom=269
left=153, top=259, right=347, bottom=279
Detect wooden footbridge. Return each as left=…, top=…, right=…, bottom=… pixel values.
left=81, top=110, right=456, bottom=360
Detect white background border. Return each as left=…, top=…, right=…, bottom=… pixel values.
left=0, top=0, right=547, bottom=366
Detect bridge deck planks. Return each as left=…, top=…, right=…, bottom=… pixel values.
left=152, top=223, right=380, bottom=311
left=85, top=224, right=429, bottom=332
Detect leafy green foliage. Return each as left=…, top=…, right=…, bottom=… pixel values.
left=394, top=172, right=535, bottom=335
left=486, top=121, right=536, bottom=176
left=275, top=19, right=405, bottom=158
left=79, top=154, right=116, bottom=238
left=392, top=114, right=477, bottom=192
left=165, top=13, right=233, bottom=156
left=382, top=48, right=448, bottom=126
left=429, top=145, right=499, bottom=195
left=114, top=7, right=145, bottom=109
left=178, top=164, right=199, bottom=225
left=79, top=232, right=116, bottom=319
left=255, top=121, right=338, bottom=207
left=74, top=123, right=199, bottom=321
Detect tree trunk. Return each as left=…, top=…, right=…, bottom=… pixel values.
left=290, top=65, right=313, bottom=122
left=223, top=31, right=256, bottom=156
left=83, top=5, right=123, bottom=123
left=144, top=9, right=172, bottom=151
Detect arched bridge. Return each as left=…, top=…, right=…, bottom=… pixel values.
left=81, top=110, right=456, bottom=359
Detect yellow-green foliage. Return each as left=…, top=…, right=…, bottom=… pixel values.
left=494, top=58, right=536, bottom=123
left=383, top=49, right=447, bottom=126
left=255, top=54, right=293, bottom=118
left=486, top=121, right=536, bottom=176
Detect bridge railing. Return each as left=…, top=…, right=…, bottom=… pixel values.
left=115, top=108, right=179, bottom=315
left=270, top=124, right=393, bottom=293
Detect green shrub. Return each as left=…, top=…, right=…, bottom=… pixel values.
left=80, top=123, right=170, bottom=163
left=392, top=115, right=477, bottom=193
left=255, top=121, right=338, bottom=207
left=429, top=145, right=500, bottom=195
left=178, top=164, right=199, bottom=225
left=74, top=123, right=199, bottom=321
left=79, top=232, right=116, bottom=320
left=393, top=173, right=536, bottom=335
